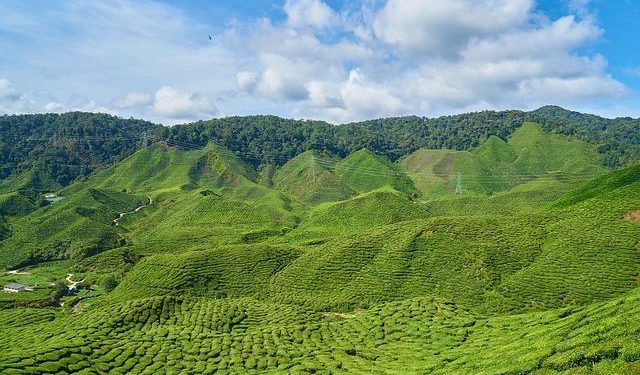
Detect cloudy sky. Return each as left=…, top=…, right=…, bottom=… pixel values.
left=1, top=0, right=639, bottom=124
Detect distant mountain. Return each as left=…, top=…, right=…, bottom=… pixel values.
left=2, top=108, right=639, bottom=190
left=0, top=112, right=162, bottom=188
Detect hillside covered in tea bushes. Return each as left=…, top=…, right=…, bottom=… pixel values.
left=0, top=111, right=639, bottom=374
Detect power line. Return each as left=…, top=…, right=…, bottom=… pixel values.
left=155, top=136, right=606, bottom=179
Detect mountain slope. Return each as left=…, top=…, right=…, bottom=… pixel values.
left=487, top=163, right=640, bottom=312
left=289, top=188, right=429, bottom=242
left=0, top=187, right=144, bottom=268
left=272, top=150, right=355, bottom=205
left=402, top=122, right=606, bottom=198
left=334, top=149, right=420, bottom=197
left=92, top=143, right=300, bottom=252
left=0, top=112, right=161, bottom=184
left=551, top=163, right=640, bottom=208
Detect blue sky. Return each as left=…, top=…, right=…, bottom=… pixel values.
left=0, top=0, right=638, bottom=124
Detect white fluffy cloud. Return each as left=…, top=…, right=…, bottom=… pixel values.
left=327, top=69, right=408, bottom=122
left=374, top=0, right=534, bottom=57
left=284, top=0, right=336, bottom=29
left=151, top=86, right=216, bottom=120
left=108, top=86, right=216, bottom=123
left=0, top=1, right=234, bottom=122
left=112, top=91, right=153, bottom=109
left=227, top=0, right=627, bottom=121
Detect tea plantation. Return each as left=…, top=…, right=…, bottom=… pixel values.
left=0, top=121, right=639, bottom=374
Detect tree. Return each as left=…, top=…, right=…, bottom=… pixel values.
left=50, top=282, right=68, bottom=301
left=101, top=274, right=119, bottom=292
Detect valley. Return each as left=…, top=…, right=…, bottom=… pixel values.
left=0, top=112, right=639, bottom=374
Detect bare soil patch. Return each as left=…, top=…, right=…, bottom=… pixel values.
left=624, top=210, right=640, bottom=223
left=323, top=308, right=368, bottom=320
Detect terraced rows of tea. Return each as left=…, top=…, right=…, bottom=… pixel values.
left=1, top=126, right=639, bottom=374
left=0, top=187, right=144, bottom=268
left=111, top=245, right=300, bottom=301
left=125, top=193, right=285, bottom=250
left=2, top=288, right=639, bottom=374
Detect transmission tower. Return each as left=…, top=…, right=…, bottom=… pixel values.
left=140, top=131, right=148, bottom=148
left=455, top=172, right=462, bottom=195
left=306, top=153, right=317, bottom=181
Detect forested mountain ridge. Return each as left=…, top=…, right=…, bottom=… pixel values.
left=0, top=112, right=162, bottom=188
left=170, top=106, right=640, bottom=169
left=2, top=106, right=639, bottom=189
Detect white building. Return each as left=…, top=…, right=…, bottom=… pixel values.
left=3, top=282, right=27, bottom=293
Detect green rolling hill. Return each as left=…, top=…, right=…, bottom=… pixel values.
left=0, top=187, right=144, bottom=269
left=402, top=122, right=606, bottom=199
left=88, top=143, right=300, bottom=255
left=287, top=188, right=429, bottom=242
left=87, top=143, right=204, bottom=197
left=272, top=150, right=355, bottom=206
left=334, top=149, right=420, bottom=197
left=0, top=117, right=639, bottom=374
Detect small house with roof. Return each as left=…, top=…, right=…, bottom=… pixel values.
left=3, top=283, right=28, bottom=293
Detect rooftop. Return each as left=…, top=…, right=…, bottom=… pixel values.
left=4, top=282, right=27, bottom=289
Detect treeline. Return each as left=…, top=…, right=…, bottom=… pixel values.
left=531, top=106, right=640, bottom=168
left=0, top=112, right=162, bottom=187
left=166, top=112, right=528, bottom=168
left=168, top=107, right=640, bottom=169
left=1, top=107, right=639, bottom=188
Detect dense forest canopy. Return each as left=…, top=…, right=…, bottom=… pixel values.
left=1, top=106, right=639, bottom=188
left=167, top=106, right=640, bottom=169
left=0, top=112, right=161, bottom=187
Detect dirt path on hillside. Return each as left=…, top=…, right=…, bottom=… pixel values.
left=6, top=270, right=30, bottom=275
left=65, top=273, right=84, bottom=285
left=113, top=196, right=153, bottom=226
left=66, top=274, right=85, bottom=287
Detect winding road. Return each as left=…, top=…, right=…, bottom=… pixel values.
left=113, top=196, right=153, bottom=226
left=66, top=273, right=85, bottom=287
